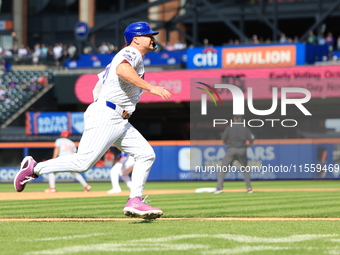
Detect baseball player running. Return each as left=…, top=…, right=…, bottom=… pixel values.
left=107, top=147, right=134, bottom=194
left=14, top=21, right=171, bottom=220
left=45, top=130, right=91, bottom=193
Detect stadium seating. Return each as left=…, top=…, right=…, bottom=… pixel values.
left=0, top=69, right=54, bottom=126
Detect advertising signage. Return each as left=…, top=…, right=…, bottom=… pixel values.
left=70, top=65, right=340, bottom=104
left=187, top=43, right=306, bottom=69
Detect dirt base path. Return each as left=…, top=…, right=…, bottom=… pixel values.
left=2, top=188, right=340, bottom=201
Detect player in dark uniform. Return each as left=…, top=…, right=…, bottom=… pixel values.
left=215, top=115, right=255, bottom=194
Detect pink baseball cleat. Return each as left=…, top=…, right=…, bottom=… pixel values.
left=14, top=156, right=38, bottom=192
left=123, top=196, right=163, bottom=220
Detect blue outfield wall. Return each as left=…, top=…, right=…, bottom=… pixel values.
left=174, top=143, right=339, bottom=181
left=63, top=43, right=328, bottom=69
left=1, top=141, right=339, bottom=183
left=64, top=51, right=186, bottom=69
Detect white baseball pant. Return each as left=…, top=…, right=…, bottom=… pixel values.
left=34, top=101, right=155, bottom=198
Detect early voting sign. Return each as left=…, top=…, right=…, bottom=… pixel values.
left=26, top=112, right=84, bottom=135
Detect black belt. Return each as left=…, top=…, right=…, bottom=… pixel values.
left=104, top=101, right=131, bottom=119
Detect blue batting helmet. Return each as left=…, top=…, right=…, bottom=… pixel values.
left=124, top=22, right=159, bottom=45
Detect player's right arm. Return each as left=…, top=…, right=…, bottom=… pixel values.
left=116, top=60, right=171, bottom=100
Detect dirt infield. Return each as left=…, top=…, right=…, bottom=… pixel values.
left=0, top=190, right=193, bottom=201
left=2, top=188, right=340, bottom=201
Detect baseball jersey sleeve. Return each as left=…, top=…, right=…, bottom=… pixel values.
left=112, top=48, right=138, bottom=70
left=97, top=70, right=105, bottom=82
left=97, top=68, right=109, bottom=87
left=55, top=138, right=62, bottom=148
left=95, top=46, right=144, bottom=113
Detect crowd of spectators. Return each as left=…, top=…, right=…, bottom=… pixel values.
left=223, top=30, right=340, bottom=62
left=1, top=29, right=340, bottom=68
left=0, top=40, right=187, bottom=68
left=0, top=63, right=52, bottom=125
left=0, top=43, right=63, bottom=67
left=0, top=73, right=48, bottom=104
left=159, top=40, right=187, bottom=51
left=306, top=30, right=338, bottom=61
left=0, top=43, right=82, bottom=67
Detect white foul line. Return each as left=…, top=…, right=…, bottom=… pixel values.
left=30, top=234, right=104, bottom=241
left=24, top=233, right=340, bottom=255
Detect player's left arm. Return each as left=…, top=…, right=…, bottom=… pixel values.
left=116, top=60, right=171, bottom=100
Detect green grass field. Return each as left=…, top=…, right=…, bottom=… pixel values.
left=1, top=180, right=340, bottom=255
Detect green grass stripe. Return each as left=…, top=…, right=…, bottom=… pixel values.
left=1, top=220, right=340, bottom=255
left=1, top=180, right=340, bottom=255
left=1, top=191, right=340, bottom=218
left=2, top=180, right=340, bottom=192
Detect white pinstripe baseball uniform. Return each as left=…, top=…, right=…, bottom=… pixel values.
left=15, top=21, right=172, bottom=219
left=33, top=46, right=155, bottom=198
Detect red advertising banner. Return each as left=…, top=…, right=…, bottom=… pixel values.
left=74, top=65, right=340, bottom=104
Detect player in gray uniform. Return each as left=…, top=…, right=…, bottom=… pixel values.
left=14, top=21, right=171, bottom=220
left=44, top=130, right=91, bottom=193
left=215, top=115, right=255, bottom=194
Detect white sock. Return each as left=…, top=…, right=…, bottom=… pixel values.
left=110, top=163, right=122, bottom=190
left=72, top=172, right=88, bottom=187
left=48, top=173, right=56, bottom=188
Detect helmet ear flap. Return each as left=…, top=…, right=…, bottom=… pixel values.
left=152, top=41, right=158, bottom=51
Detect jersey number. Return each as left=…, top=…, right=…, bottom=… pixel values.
left=102, top=63, right=112, bottom=84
